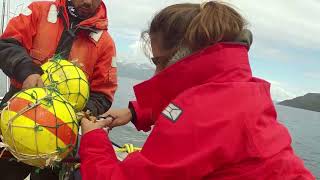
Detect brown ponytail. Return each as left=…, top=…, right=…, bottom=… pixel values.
left=143, top=1, right=247, bottom=53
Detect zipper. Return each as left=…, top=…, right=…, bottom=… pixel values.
left=55, top=6, right=98, bottom=59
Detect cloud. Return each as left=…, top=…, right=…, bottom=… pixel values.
left=12, top=0, right=320, bottom=63
left=8, top=0, right=319, bottom=95
left=263, top=80, right=297, bottom=101
left=226, top=0, right=320, bottom=48
left=104, top=0, right=320, bottom=63
left=11, top=0, right=320, bottom=50
left=266, top=80, right=294, bottom=101
left=266, top=78, right=315, bottom=101
left=270, top=84, right=297, bottom=102
left=105, top=0, right=203, bottom=63
left=223, top=0, right=320, bottom=63
left=304, top=72, right=320, bottom=80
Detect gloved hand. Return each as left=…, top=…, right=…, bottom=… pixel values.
left=84, top=92, right=112, bottom=116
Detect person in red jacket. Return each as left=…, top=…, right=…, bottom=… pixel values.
left=0, top=0, right=117, bottom=179
left=80, top=1, right=315, bottom=180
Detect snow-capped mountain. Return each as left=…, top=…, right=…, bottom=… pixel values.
left=116, top=62, right=300, bottom=102
left=117, top=62, right=154, bottom=81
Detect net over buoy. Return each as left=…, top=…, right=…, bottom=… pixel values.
left=0, top=88, right=79, bottom=168
left=41, top=59, right=90, bottom=112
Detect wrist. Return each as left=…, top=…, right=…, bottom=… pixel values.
left=14, top=62, right=43, bottom=83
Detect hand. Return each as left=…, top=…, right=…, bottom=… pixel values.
left=22, top=74, right=44, bottom=89
left=81, top=116, right=114, bottom=135
left=98, top=108, right=132, bottom=129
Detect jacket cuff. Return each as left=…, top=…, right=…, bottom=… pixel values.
left=14, top=61, right=43, bottom=83
left=128, top=101, right=153, bottom=132
left=129, top=105, right=137, bottom=125
left=85, top=92, right=112, bottom=116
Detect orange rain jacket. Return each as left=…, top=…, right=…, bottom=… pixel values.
left=0, top=0, right=117, bottom=114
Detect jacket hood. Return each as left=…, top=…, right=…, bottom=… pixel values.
left=133, top=43, right=253, bottom=119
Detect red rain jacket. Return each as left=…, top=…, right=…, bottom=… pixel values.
left=79, top=43, right=315, bottom=180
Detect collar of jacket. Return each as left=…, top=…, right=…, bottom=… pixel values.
left=55, top=0, right=108, bottom=30
left=133, top=43, right=253, bottom=119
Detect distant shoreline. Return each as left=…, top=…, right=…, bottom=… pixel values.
left=278, top=93, right=320, bottom=112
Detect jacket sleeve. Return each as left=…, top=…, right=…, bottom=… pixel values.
left=81, top=129, right=199, bottom=180
left=79, top=119, right=237, bottom=180
left=0, top=3, right=43, bottom=83
left=129, top=101, right=153, bottom=132
left=85, top=92, right=112, bottom=116
left=80, top=82, right=315, bottom=180
left=79, top=98, right=245, bottom=180
left=90, top=32, right=117, bottom=105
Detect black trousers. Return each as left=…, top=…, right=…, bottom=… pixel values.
left=0, top=159, right=59, bottom=180
left=0, top=159, right=31, bottom=180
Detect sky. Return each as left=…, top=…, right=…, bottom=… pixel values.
left=7, top=0, right=320, bottom=101
left=103, top=0, right=320, bottom=101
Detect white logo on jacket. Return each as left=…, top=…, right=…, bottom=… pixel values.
left=162, top=103, right=183, bottom=122
left=111, top=57, right=117, bottom=68
left=90, top=30, right=103, bottom=42
left=47, top=4, right=58, bottom=23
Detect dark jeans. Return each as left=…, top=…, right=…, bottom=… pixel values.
left=0, top=159, right=59, bottom=180
left=0, top=159, right=32, bottom=180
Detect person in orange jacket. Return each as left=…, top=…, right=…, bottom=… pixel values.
left=0, top=0, right=117, bottom=179
left=80, top=1, right=315, bottom=180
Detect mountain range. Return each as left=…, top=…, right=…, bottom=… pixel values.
left=117, top=62, right=154, bottom=81
left=279, top=93, right=320, bottom=112
left=117, top=62, right=320, bottom=112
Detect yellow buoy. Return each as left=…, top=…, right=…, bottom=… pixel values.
left=0, top=88, right=79, bottom=168
left=41, top=59, right=89, bottom=112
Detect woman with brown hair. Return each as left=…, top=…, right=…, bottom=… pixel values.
left=79, top=1, right=315, bottom=179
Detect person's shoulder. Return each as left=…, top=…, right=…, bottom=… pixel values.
left=101, top=30, right=114, bottom=42
left=28, top=0, right=56, bottom=12
left=95, top=30, right=115, bottom=48
left=172, top=81, right=270, bottom=110
left=88, top=30, right=115, bottom=56
left=29, top=0, right=56, bottom=7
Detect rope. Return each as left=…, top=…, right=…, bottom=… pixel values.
left=116, top=144, right=142, bottom=154
left=0, top=140, right=8, bottom=158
